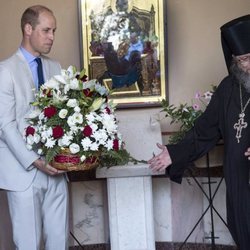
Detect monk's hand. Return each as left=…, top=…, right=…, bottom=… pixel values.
left=33, top=158, right=66, bottom=175
left=148, top=143, right=172, bottom=172
left=244, top=147, right=250, bottom=160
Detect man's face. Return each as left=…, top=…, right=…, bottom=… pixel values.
left=26, top=11, right=56, bottom=56
left=116, top=0, right=128, bottom=12
left=234, top=53, right=250, bottom=74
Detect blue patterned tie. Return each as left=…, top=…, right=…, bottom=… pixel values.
left=35, top=57, right=44, bottom=88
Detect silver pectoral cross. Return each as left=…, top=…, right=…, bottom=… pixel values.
left=234, top=112, right=248, bottom=143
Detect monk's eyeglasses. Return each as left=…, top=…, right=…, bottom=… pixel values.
left=234, top=55, right=250, bottom=65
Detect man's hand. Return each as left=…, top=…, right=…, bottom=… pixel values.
left=148, top=143, right=172, bottom=172
left=244, top=147, right=250, bottom=160
left=33, top=158, right=66, bottom=175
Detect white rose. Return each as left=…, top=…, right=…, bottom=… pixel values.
left=74, top=106, right=81, bottom=113
left=67, top=99, right=79, bottom=108
left=59, top=109, right=68, bottom=119
left=67, top=116, right=76, bottom=127
left=72, top=113, right=83, bottom=124
left=37, top=149, right=43, bottom=155
left=26, top=135, right=34, bottom=145
left=69, top=143, right=80, bottom=154
left=33, top=134, right=41, bottom=144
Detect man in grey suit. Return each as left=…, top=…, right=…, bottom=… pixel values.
left=0, top=5, right=69, bottom=250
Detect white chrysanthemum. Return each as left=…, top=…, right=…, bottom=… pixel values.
left=45, top=138, right=56, bottom=148
left=69, top=143, right=80, bottom=154
left=85, top=112, right=97, bottom=123
left=90, top=123, right=98, bottom=132
left=70, top=125, right=79, bottom=133
left=90, top=142, right=99, bottom=151
left=41, top=127, right=53, bottom=140
left=81, top=137, right=92, bottom=151
left=106, top=139, right=114, bottom=150
left=93, top=129, right=108, bottom=144
left=102, top=114, right=117, bottom=133
left=58, top=133, right=73, bottom=147
left=67, top=99, right=79, bottom=108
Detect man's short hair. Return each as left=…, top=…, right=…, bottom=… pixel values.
left=21, top=5, right=54, bottom=34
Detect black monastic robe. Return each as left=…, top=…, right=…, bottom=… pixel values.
left=167, top=74, right=250, bottom=249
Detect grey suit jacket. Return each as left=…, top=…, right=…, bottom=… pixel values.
left=0, top=49, right=61, bottom=191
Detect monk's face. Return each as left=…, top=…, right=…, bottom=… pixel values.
left=234, top=53, right=250, bottom=74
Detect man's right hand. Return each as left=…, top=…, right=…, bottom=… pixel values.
left=33, top=158, right=66, bottom=175
left=148, top=143, right=172, bottom=172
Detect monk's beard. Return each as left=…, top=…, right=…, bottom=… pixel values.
left=230, top=60, right=250, bottom=93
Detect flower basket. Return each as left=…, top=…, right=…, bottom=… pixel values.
left=51, top=148, right=100, bottom=171
left=23, top=65, right=132, bottom=172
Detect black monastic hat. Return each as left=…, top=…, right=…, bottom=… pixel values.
left=220, top=14, right=250, bottom=71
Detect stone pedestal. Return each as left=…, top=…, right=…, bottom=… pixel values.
left=96, top=163, right=164, bottom=250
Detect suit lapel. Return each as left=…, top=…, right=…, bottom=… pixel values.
left=15, top=50, right=36, bottom=90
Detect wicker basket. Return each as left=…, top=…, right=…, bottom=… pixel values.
left=51, top=148, right=99, bottom=171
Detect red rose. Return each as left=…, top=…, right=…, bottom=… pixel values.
left=52, top=126, right=64, bottom=139
left=105, top=107, right=111, bottom=114
left=44, top=106, right=57, bottom=118
left=113, top=139, right=119, bottom=151
left=26, top=126, right=35, bottom=136
left=83, top=125, right=92, bottom=137
left=83, top=88, right=93, bottom=97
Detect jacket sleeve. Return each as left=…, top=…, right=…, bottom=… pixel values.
left=166, top=80, right=227, bottom=183
left=0, top=65, right=38, bottom=169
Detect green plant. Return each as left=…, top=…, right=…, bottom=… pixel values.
left=161, top=85, right=217, bottom=144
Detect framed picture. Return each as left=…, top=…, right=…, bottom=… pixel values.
left=78, top=0, right=167, bottom=108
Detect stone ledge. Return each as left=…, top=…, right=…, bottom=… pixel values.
left=96, top=163, right=165, bottom=178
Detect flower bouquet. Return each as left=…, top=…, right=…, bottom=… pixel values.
left=161, top=85, right=217, bottom=144
left=24, top=66, right=140, bottom=171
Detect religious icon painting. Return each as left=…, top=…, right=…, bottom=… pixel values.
left=78, top=0, right=168, bottom=108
